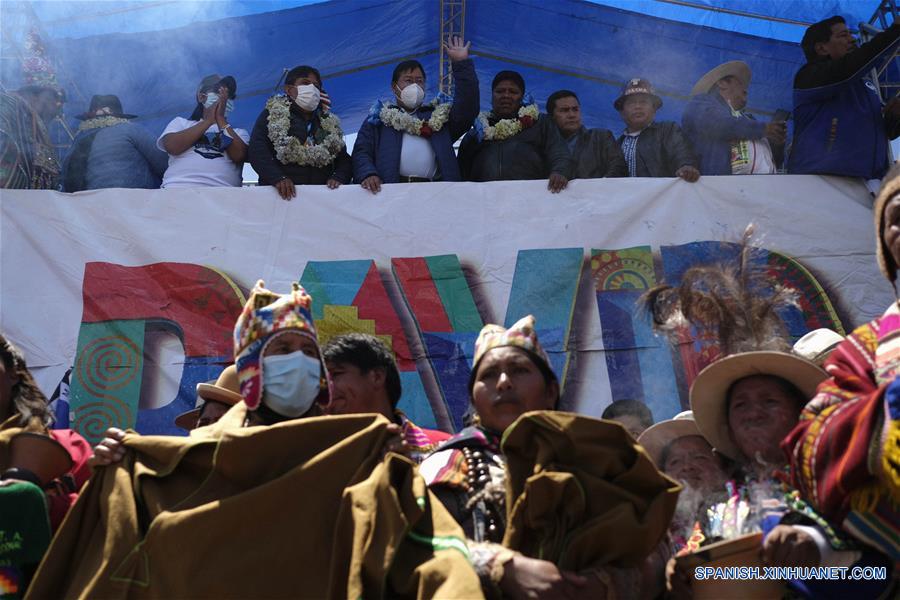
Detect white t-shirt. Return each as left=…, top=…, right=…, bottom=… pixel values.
left=157, top=117, right=249, bottom=188
left=398, top=133, right=437, bottom=179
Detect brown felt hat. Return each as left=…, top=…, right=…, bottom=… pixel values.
left=8, top=432, right=73, bottom=487
left=689, top=351, right=826, bottom=459
left=174, top=365, right=242, bottom=431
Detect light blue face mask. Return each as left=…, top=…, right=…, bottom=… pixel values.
left=261, top=350, right=322, bottom=417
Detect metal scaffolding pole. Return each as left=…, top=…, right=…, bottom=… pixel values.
left=439, top=0, right=465, bottom=96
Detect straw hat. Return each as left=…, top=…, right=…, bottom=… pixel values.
left=792, top=328, right=844, bottom=366
left=689, top=351, right=826, bottom=459
left=637, top=410, right=700, bottom=468
left=690, top=61, right=751, bottom=96
left=174, top=365, right=242, bottom=431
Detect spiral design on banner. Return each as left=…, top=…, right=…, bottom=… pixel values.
left=75, top=335, right=142, bottom=398
left=73, top=400, right=134, bottom=444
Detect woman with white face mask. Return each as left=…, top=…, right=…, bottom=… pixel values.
left=249, top=65, right=351, bottom=201
left=91, top=280, right=407, bottom=465
left=352, top=36, right=480, bottom=194
left=157, top=73, right=249, bottom=188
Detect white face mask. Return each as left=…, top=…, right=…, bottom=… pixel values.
left=397, top=83, right=425, bottom=110
left=202, top=93, right=234, bottom=115
left=294, top=84, right=321, bottom=111
left=262, top=350, right=322, bottom=417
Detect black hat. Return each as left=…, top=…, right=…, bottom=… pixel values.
left=613, top=78, right=663, bottom=111
left=75, top=94, right=137, bottom=120
left=197, top=74, right=237, bottom=99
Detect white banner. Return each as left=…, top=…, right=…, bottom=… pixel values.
left=0, top=175, right=887, bottom=441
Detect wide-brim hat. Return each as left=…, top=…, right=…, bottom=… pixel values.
left=689, top=351, right=827, bottom=459
left=174, top=364, right=243, bottom=430
left=637, top=410, right=700, bottom=468
left=690, top=61, right=751, bottom=96
left=614, top=77, right=663, bottom=111
left=792, top=328, right=845, bottom=366
left=8, top=432, right=73, bottom=487
left=75, top=94, right=137, bottom=120
left=874, top=161, right=900, bottom=283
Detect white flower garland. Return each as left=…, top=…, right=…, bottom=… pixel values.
left=477, top=104, right=539, bottom=141
left=379, top=101, right=451, bottom=137
left=77, top=116, right=130, bottom=132
left=266, top=96, right=345, bottom=167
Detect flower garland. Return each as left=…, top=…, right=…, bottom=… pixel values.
left=77, top=116, right=130, bottom=132
left=475, top=104, right=539, bottom=141
left=266, top=95, right=345, bottom=167
left=379, top=99, right=451, bottom=138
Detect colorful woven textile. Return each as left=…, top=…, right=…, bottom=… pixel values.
left=784, top=302, right=900, bottom=563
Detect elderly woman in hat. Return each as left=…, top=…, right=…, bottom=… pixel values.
left=63, top=95, right=168, bottom=192
left=421, top=316, right=660, bottom=599
left=157, top=73, right=249, bottom=188
left=457, top=70, right=572, bottom=192
left=638, top=411, right=731, bottom=598
left=682, top=60, right=786, bottom=175
left=784, top=164, right=900, bottom=568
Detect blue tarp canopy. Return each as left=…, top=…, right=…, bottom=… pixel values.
left=0, top=1, right=892, bottom=152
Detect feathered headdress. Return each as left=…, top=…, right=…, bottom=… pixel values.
left=640, top=225, right=798, bottom=355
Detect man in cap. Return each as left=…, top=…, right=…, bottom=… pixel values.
left=458, top=70, right=572, bottom=192
left=546, top=89, right=626, bottom=179
left=173, top=365, right=242, bottom=432
left=0, top=31, right=65, bottom=189
left=682, top=61, right=786, bottom=175
left=158, top=73, right=248, bottom=188
left=323, top=333, right=449, bottom=463
left=789, top=17, right=900, bottom=180
left=614, top=78, right=699, bottom=182
left=62, top=95, right=167, bottom=192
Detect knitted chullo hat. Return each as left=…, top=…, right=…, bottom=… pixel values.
left=874, top=162, right=900, bottom=283
left=468, top=315, right=557, bottom=393
left=233, top=280, right=323, bottom=410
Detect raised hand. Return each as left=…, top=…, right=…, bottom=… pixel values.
left=444, top=35, right=471, bottom=62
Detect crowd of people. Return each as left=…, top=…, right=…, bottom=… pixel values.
left=2, top=17, right=900, bottom=194
left=1, top=172, right=898, bottom=595
left=1, top=14, right=899, bottom=600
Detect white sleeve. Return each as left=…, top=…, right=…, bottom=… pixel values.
left=793, top=525, right=861, bottom=568
left=233, top=127, right=250, bottom=143
left=156, top=117, right=191, bottom=152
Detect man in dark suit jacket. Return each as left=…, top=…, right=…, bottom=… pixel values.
left=547, top=89, right=626, bottom=179
left=614, top=78, right=699, bottom=182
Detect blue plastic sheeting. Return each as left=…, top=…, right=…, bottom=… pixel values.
left=30, top=1, right=323, bottom=39
left=1, top=0, right=892, bottom=159
left=46, top=0, right=438, bottom=142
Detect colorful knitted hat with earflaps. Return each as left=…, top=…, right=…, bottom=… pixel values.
left=233, top=280, right=322, bottom=410
left=874, top=161, right=900, bottom=284
left=468, top=315, right=556, bottom=392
